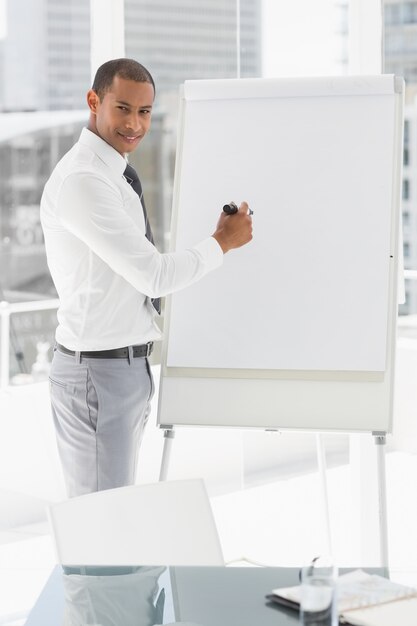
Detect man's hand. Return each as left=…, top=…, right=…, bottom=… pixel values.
left=212, top=201, right=253, bottom=253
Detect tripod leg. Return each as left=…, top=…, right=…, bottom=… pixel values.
left=159, top=428, right=175, bottom=481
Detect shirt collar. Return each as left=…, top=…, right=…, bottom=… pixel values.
left=78, top=127, right=128, bottom=177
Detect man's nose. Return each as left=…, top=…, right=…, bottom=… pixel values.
left=124, top=112, right=141, bottom=132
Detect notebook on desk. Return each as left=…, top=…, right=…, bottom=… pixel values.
left=267, top=569, right=417, bottom=626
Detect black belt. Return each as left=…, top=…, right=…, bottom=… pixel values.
left=56, top=342, right=153, bottom=359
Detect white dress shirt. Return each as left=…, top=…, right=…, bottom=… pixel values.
left=40, top=128, right=223, bottom=350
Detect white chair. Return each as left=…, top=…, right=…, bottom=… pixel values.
left=48, top=478, right=224, bottom=566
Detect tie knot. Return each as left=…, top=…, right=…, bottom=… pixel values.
left=124, top=163, right=139, bottom=184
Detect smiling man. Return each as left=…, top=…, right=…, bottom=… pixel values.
left=40, top=58, right=252, bottom=497
left=88, top=70, right=154, bottom=154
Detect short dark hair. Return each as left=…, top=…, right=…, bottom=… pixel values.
left=92, top=58, right=155, bottom=101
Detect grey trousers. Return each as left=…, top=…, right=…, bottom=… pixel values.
left=49, top=347, right=154, bottom=498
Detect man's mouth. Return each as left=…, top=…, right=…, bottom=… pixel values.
left=118, top=132, right=140, bottom=143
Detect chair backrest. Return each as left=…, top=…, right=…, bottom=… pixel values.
left=48, top=478, right=224, bottom=566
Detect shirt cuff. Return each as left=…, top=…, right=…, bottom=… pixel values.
left=193, top=237, right=224, bottom=272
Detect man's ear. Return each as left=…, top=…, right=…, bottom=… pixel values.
left=87, top=89, right=99, bottom=114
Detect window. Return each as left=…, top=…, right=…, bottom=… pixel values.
left=404, top=119, right=410, bottom=143
left=403, top=178, right=410, bottom=199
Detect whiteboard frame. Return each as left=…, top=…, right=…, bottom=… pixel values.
left=157, top=76, right=404, bottom=434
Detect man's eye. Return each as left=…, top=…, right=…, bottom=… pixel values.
left=118, top=106, right=128, bottom=111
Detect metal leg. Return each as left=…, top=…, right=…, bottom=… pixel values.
left=316, top=433, right=333, bottom=556
left=159, top=427, right=175, bottom=481
left=374, top=432, right=389, bottom=572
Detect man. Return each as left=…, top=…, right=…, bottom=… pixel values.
left=41, top=58, right=252, bottom=497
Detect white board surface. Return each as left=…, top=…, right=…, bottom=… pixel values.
left=158, top=76, right=403, bottom=432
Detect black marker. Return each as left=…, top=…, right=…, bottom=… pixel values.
left=223, top=202, right=238, bottom=215
left=223, top=202, right=254, bottom=216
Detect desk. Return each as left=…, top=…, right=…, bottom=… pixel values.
left=24, top=565, right=383, bottom=626
left=23, top=565, right=304, bottom=625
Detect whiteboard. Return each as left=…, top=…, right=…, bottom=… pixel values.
left=157, top=75, right=403, bottom=433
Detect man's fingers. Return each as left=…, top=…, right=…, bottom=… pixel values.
left=240, top=203, right=252, bottom=216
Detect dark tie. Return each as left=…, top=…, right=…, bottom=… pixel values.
left=124, top=163, right=161, bottom=314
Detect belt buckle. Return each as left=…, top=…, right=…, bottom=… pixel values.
left=146, top=342, right=153, bottom=357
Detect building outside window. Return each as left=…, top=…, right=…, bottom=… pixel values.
left=383, top=0, right=417, bottom=314
left=0, top=0, right=266, bottom=381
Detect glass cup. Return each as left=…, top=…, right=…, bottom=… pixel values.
left=299, top=557, right=338, bottom=626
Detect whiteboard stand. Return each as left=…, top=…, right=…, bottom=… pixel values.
left=159, top=428, right=336, bottom=558
left=350, top=432, right=389, bottom=571
left=158, top=427, right=336, bottom=561
left=158, top=427, right=389, bottom=568
left=159, top=427, right=175, bottom=482
left=157, top=74, right=403, bottom=571
left=373, top=431, right=389, bottom=571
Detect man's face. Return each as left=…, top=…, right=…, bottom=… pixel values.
left=87, top=76, right=154, bottom=155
